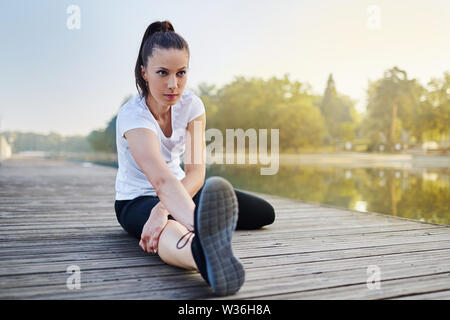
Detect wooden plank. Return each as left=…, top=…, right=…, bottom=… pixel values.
left=392, top=289, right=450, bottom=300
left=1, top=237, right=448, bottom=268
left=0, top=223, right=439, bottom=252
left=246, top=273, right=450, bottom=300
left=1, top=230, right=449, bottom=261
left=2, top=255, right=450, bottom=300
left=2, top=247, right=450, bottom=291
left=212, top=260, right=450, bottom=300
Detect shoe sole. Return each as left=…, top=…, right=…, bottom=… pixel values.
left=196, top=176, right=245, bottom=296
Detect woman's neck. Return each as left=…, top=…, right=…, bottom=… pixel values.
left=145, top=94, right=171, bottom=121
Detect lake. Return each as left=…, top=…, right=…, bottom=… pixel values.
left=204, top=154, right=450, bottom=226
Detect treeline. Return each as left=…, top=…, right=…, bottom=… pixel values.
left=2, top=131, right=92, bottom=153
left=196, top=73, right=357, bottom=152
left=4, top=66, right=448, bottom=154
left=195, top=67, right=448, bottom=152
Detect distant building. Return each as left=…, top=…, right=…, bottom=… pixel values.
left=0, top=135, right=12, bottom=161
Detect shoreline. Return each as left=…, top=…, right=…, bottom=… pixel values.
left=5, top=151, right=450, bottom=169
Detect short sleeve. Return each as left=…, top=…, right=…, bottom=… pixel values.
left=118, top=108, right=158, bottom=139
left=187, top=95, right=206, bottom=122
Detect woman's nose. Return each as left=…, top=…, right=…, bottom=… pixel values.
left=167, top=75, right=177, bottom=89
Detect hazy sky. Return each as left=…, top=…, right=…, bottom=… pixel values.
left=1, top=0, right=449, bottom=136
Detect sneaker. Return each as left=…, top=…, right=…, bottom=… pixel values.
left=191, top=176, right=245, bottom=296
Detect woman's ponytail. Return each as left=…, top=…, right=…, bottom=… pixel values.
left=134, top=21, right=189, bottom=99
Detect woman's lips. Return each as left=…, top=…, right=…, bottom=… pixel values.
left=165, top=94, right=178, bottom=99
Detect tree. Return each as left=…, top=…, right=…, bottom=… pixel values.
left=319, top=74, right=357, bottom=145
left=198, top=74, right=326, bottom=152
left=421, top=72, right=450, bottom=142
left=194, top=82, right=219, bottom=130
left=363, top=67, right=422, bottom=151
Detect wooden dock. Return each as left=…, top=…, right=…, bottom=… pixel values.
left=1, top=156, right=449, bottom=300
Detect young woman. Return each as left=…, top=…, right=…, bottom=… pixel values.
left=114, top=21, right=275, bottom=296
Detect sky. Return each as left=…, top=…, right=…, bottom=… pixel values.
left=0, top=0, right=449, bottom=136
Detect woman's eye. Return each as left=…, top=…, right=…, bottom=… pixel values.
left=156, top=70, right=186, bottom=76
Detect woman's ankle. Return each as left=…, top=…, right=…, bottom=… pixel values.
left=190, top=234, right=209, bottom=283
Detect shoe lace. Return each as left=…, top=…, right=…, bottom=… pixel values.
left=176, top=230, right=195, bottom=249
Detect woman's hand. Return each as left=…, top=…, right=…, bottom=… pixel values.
left=139, top=202, right=169, bottom=254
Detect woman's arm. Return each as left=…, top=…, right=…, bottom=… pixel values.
left=125, top=128, right=195, bottom=230
left=181, top=113, right=207, bottom=197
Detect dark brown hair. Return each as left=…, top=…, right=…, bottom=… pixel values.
left=134, top=21, right=190, bottom=99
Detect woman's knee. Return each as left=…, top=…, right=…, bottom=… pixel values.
left=235, top=192, right=276, bottom=230
left=255, top=198, right=275, bottom=227
left=263, top=200, right=276, bottom=226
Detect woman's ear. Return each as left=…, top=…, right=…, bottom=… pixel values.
left=141, top=65, right=147, bottom=82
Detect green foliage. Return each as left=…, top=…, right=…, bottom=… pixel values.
left=2, top=131, right=92, bottom=153
left=319, top=74, right=358, bottom=145
left=420, top=72, right=450, bottom=140
left=86, top=115, right=117, bottom=153
left=361, top=66, right=449, bottom=151
left=197, top=74, right=327, bottom=152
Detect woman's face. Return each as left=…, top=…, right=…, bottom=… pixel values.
left=141, top=47, right=189, bottom=106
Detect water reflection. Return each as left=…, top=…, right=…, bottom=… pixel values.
left=205, top=164, right=450, bottom=226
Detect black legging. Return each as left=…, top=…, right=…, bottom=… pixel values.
left=114, top=184, right=275, bottom=239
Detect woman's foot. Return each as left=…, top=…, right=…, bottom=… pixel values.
left=191, top=176, right=245, bottom=296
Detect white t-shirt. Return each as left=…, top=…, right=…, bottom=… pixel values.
left=115, top=89, right=205, bottom=200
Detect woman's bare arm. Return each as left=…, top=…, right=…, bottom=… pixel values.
left=180, top=113, right=207, bottom=197
left=125, top=128, right=195, bottom=230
